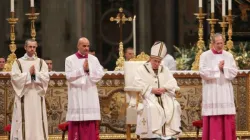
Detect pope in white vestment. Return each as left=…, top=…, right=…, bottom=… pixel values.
left=199, top=33, right=238, bottom=140
left=10, top=39, right=49, bottom=140
left=133, top=41, right=182, bottom=139
left=65, top=37, right=105, bottom=140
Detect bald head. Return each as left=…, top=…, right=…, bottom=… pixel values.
left=77, top=37, right=90, bottom=55
left=77, top=37, right=89, bottom=46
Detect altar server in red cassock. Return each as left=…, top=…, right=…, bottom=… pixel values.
left=65, top=37, right=104, bottom=140
left=200, top=33, right=238, bottom=140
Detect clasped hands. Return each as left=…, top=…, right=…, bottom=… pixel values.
left=219, top=60, right=224, bottom=72
left=29, top=65, right=35, bottom=75
left=151, top=88, right=166, bottom=95
left=83, top=60, right=89, bottom=72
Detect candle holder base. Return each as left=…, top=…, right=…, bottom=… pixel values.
left=25, top=8, right=40, bottom=40
left=225, top=10, right=235, bottom=55
left=4, top=14, right=18, bottom=71
left=207, top=18, right=219, bottom=49
left=219, top=16, right=228, bottom=49
left=191, top=9, right=206, bottom=71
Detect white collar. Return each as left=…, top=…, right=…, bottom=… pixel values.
left=22, top=53, right=37, bottom=60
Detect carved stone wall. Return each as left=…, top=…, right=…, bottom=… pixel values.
left=0, top=71, right=250, bottom=139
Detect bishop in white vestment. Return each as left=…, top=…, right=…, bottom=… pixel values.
left=133, top=41, right=182, bottom=139
left=199, top=33, right=238, bottom=140
left=10, top=39, right=49, bottom=140
left=65, top=37, right=104, bottom=140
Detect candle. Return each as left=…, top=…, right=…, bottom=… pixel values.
left=31, top=0, right=34, bottom=7
left=199, top=0, right=202, bottom=8
left=222, top=0, right=225, bottom=16
left=10, top=0, right=14, bottom=12
left=133, top=15, right=136, bottom=55
left=211, top=0, right=214, bottom=13
left=228, top=0, right=232, bottom=10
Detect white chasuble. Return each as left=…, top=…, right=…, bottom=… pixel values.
left=133, top=62, right=182, bottom=139
left=199, top=50, right=238, bottom=116
left=10, top=56, right=49, bottom=140
left=65, top=54, right=104, bottom=121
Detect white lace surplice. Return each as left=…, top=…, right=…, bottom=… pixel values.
left=199, top=50, right=238, bottom=116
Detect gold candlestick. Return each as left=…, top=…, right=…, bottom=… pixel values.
left=25, top=7, right=40, bottom=40
left=110, top=7, right=132, bottom=71
left=218, top=16, right=228, bottom=49
left=115, top=42, right=125, bottom=71
left=3, top=12, right=19, bottom=71
left=207, top=13, right=218, bottom=49
left=191, top=7, right=206, bottom=70
left=226, top=10, right=234, bottom=54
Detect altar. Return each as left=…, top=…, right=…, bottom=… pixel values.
left=0, top=70, right=250, bottom=139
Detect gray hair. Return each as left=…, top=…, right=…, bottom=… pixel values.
left=211, top=33, right=224, bottom=43
left=25, top=39, right=37, bottom=46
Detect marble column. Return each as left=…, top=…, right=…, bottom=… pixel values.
left=67, top=0, right=83, bottom=51
left=41, top=0, right=86, bottom=71
left=165, top=0, right=176, bottom=54
left=0, top=0, right=11, bottom=57
left=41, top=0, right=68, bottom=71
left=0, top=0, right=5, bottom=57
left=82, top=0, right=94, bottom=46
left=138, top=0, right=152, bottom=54
left=178, top=1, right=184, bottom=46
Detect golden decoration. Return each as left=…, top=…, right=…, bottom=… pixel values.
left=110, top=7, right=132, bottom=71
left=129, top=52, right=149, bottom=61
left=191, top=8, right=206, bottom=70
left=25, top=7, right=39, bottom=40
left=3, top=12, right=18, bottom=72
left=239, top=4, right=250, bottom=22
left=1, top=132, right=250, bottom=140
left=226, top=10, right=234, bottom=55
left=218, top=16, right=228, bottom=50
left=235, top=42, right=250, bottom=69
left=114, top=42, right=125, bottom=71
left=248, top=74, right=250, bottom=131
left=207, top=13, right=218, bottom=49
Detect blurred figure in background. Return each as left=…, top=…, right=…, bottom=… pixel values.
left=44, top=57, right=53, bottom=72
left=0, top=57, right=6, bottom=71
left=124, top=47, right=135, bottom=61
left=89, top=47, right=96, bottom=56
left=162, top=53, right=176, bottom=70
